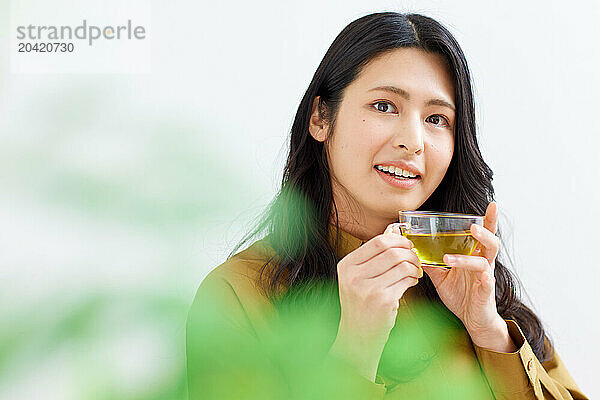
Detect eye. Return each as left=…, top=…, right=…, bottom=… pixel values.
left=372, top=101, right=397, bottom=114
left=426, top=114, right=452, bottom=128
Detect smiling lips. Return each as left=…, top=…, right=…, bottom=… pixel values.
left=374, top=166, right=421, bottom=189
left=374, top=164, right=420, bottom=178
left=373, top=160, right=423, bottom=177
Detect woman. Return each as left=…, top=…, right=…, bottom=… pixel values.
left=186, top=12, right=587, bottom=399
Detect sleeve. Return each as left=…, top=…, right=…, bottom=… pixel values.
left=472, top=319, right=588, bottom=400
left=185, top=270, right=388, bottom=400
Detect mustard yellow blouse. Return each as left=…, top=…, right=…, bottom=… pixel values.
left=186, top=224, right=587, bottom=399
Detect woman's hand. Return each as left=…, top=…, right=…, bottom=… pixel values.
left=421, top=201, right=516, bottom=352
left=330, top=222, right=423, bottom=381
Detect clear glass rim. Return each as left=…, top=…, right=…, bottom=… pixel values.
left=398, top=210, right=483, bottom=219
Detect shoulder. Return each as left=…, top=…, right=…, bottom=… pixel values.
left=189, top=236, right=280, bottom=331
left=204, top=235, right=277, bottom=294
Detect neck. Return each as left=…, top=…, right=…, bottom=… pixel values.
left=330, top=186, right=395, bottom=242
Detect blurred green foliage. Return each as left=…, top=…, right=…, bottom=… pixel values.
left=0, top=80, right=263, bottom=398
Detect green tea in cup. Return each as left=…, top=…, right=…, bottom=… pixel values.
left=398, top=211, right=484, bottom=268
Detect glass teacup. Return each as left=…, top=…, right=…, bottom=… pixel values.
left=397, top=211, right=484, bottom=268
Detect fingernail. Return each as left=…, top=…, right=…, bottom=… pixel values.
left=445, top=255, right=456, bottom=263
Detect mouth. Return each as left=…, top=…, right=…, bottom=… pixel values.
left=373, top=164, right=421, bottom=180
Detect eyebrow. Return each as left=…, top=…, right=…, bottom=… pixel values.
left=368, top=85, right=455, bottom=112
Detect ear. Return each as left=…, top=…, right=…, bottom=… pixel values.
left=308, top=96, right=329, bottom=142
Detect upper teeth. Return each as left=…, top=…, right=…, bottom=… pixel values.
left=375, top=165, right=418, bottom=178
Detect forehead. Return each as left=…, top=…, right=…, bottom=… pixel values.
left=348, top=47, right=455, bottom=102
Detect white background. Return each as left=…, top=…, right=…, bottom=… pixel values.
left=1, top=0, right=598, bottom=398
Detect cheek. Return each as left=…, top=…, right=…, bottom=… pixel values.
left=335, top=113, right=386, bottom=159
left=427, top=137, right=454, bottom=176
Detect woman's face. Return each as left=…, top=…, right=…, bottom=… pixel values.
left=310, top=47, right=456, bottom=239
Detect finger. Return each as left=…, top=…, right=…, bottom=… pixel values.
left=386, top=276, right=420, bottom=299
left=484, top=201, right=498, bottom=235
left=345, top=228, right=414, bottom=265
left=470, top=223, right=500, bottom=251
left=361, top=247, right=421, bottom=279
left=443, top=254, right=490, bottom=273
left=384, top=222, right=396, bottom=235
left=372, top=261, right=423, bottom=288
left=472, top=202, right=498, bottom=257
left=470, top=223, right=500, bottom=267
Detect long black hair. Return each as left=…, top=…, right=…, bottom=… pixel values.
left=228, top=11, right=553, bottom=363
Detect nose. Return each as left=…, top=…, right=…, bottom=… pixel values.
left=391, top=117, right=425, bottom=155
